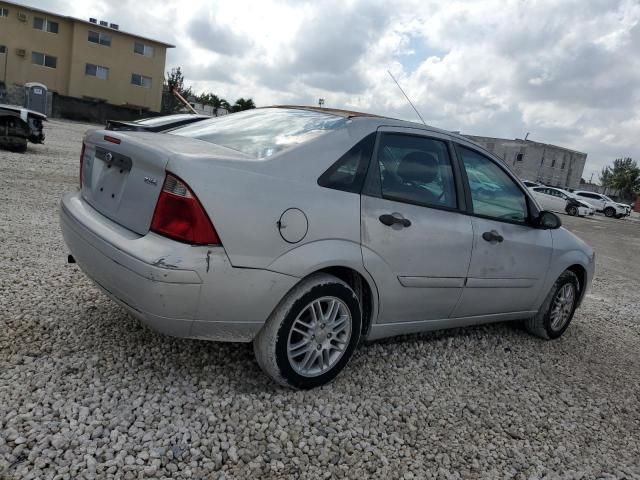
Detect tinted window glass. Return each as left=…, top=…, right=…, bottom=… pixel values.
left=47, top=21, right=58, bottom=33
left=173, top=108, right=348, bottom=159
left=88, top=30, right=99, bottom=43
left=459, top=146, right=527, bottom=222
left=318, top=134, right=375, bottom=193
left=376, top=133, right=456, bottom=208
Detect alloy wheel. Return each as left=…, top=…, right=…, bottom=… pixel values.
left=549, top=283, right=575, bottom=331
left=287, top=296, right=352, bottom=377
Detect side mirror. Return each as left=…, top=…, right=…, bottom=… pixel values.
left=536, top=211, right=562, bottom=229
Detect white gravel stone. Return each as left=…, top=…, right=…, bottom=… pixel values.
left=1, top=119, right=640, bottom=479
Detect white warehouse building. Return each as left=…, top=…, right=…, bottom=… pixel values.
left=463, top=135, right=588, bottom=190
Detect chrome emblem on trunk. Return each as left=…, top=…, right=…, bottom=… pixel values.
left=105, top=152, right=113, bottom=162
left=144, top=177, right=158, bottom=186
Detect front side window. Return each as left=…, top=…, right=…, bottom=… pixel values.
left=173, top=108, right=348, bottom=159
left=131, top=73, right=152, bottom=88
left=88, top=30, right=111, bottom=46
left=31, top=51, right=57, bottom=68
left=85, top=63, right=109, bottom=80
left=376, top=133, right=457, bottom=209
left=459, top=146, right=527, bottom=223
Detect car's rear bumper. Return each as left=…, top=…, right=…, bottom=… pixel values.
left=60, top=192, right=298, bottom=342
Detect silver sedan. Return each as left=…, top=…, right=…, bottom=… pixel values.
left=60, top=107, right=595, bottom=389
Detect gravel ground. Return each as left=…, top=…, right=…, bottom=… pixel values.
left=1, top=120, right=640, bottom=480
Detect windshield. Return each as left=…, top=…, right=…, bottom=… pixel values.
left=171, top=108, right=348, bottom=159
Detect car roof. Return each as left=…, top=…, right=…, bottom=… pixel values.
left=265, top=105, right=484, bottom=150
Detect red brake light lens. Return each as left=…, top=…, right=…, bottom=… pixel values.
left=79, top=142, right=86, bottom=188
left=150, top=173, right=220, bottom=245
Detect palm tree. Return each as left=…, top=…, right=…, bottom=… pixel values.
left=231, top=98, right=256, bottom=112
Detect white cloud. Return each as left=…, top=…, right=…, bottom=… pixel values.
left=18, top=0, right=640, bottom=181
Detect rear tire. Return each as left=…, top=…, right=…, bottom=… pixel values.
left=604, top=207, right=615, bottom=217
left=254, top=273, right=362, bottom=389
left=525, top=270, right=579, bottom=340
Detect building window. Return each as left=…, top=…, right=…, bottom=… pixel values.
left=33, top=17, right=59, bottom=33
left=561, top=160, right=566, bottom=170
left=131, top=73, right=152, bottom=88
left=0, top=45, right=6, bottom=54
left=88, top=30, right=112, bottom=46
left=134, top=42, right=154, bottom=57
left=31, top=51, right=57, bottom=68
left=0, top=8, right=9, bottom=17
left=516, top=153, right=524, bottom=162
left=551, top=159, right=556, bottom=168
left=85, top=63, right=109, bottom=80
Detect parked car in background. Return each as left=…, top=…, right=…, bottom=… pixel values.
left=573, top=191, right=631, bottom=218
left=106, top=114, right=210, bottom=133
left=61, top=106, right=595, bottom=388
left=0, top=104, right=46, bottom=152
left=529, top=186, right=595, bottom=217
left=522, top=180, right=542, bottom=188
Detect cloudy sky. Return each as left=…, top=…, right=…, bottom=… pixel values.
left=22, top=0, right=640, bottom=181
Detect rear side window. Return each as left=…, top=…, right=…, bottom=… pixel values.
left=376, top=133, right=457, bottom=209
left=173, top=108, right=348, bottom=159
left=458, top=146, right=527, bottom=223
left=318, top=134, right=375, bottom=193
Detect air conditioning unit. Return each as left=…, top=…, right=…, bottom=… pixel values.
left=15, top=48, right=26, bottom=57
left=17, top=12, right=27, bottom=22
left=110, top=23, right=119, bottom=30
left=99, top=20, right=108, bottom=26
left=89, top=18, right=97, bottom=24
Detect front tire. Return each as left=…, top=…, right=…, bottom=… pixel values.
left=604, top=207, right=616, bottom=217
left=567, top=205, right=578, bottom=216
left=525, top=270, right=579, bottom=340
left=254, top=273, right=362, bottom=389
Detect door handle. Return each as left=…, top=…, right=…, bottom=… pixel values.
left=482, top=230, right=504, bottom=243
left=379, top=214, right=411, bottom=228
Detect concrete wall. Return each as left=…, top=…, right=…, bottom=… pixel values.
left=0, top=0, right=170, bottom=112
left=51, top=93, right=161, bottom=124
left=466, top=135, right=587, bottom=189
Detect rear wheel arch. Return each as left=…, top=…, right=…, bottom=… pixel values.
left=315, top=266, right=376, bottom=339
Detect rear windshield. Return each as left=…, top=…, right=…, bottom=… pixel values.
left=171, top=108, right=348, bottom=159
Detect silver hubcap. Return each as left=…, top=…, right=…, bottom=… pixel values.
left=287, top=296, right=352, bottom=377
left=550, top=283, right=575, bottom=331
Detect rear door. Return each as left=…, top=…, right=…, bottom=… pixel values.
left=576, top=192, right=604, bottom=210
left=530, top=187, right=554, bottom=210
left=451, top=144, right=553, bottom=317
left=361, top=128, right=473, bottom=323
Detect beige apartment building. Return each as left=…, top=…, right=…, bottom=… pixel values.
left=0, top=0, right=173, bottom=112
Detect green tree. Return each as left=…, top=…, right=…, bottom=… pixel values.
left=600, top=157, right=640, bottom=201
left=161, top=67, right=193, bottom=114
left=230, top=98, right=256, bottom=112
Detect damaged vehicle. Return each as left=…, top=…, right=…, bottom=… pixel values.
left=0, top=104, right=46, bottom=152
left=60, top=106, right=595, bottom=389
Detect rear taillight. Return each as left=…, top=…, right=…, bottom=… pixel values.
left=79, top=142, right=86, bottom=188
left=150, top=173, right=221, bottom=245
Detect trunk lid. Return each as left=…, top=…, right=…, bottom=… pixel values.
left=80, top=130, right=249, bottom=235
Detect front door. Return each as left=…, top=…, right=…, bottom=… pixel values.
left=361, top=129, right=474, bottom=323
left=452, top=145, right=553, bottom=317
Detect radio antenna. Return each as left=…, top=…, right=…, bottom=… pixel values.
left=387, top=70, right=427, bottom=126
